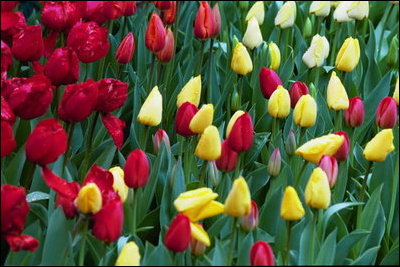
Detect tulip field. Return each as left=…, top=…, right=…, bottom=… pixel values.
left=1, top=1, right=400, bottom=266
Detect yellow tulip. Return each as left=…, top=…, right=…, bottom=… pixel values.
left=231, top=42, right=253, bottom=75
left=295, top=133, right=345, bottom=163
left=184, top=200, right=224, bottom=222
left=363, top=129, right=395, bottom=161
left=176, top=75, right=201, bottom=108
left=393, top=77, right=399, bottom=105
left=280, top=186, right=305, bottom=221
left=190, top=222, right=211, bottom=247
left=109, top=166, right=128, bottom=203
left=268, top=85, right=291, bottom=118
left=275, top=1, right=297, bottom=29
left=224, top=176, right=251, bottom=217
left=189, top=104, right=214, bottom=134
left=243, top=17, right=263, bottom=50
left=115, top=241, right=141, bottom=266
left=195, top=125, right=221, bottom=161
left=305, top=167, right=331, bottom=209
left=309, top=1, right=331, bottom=17
left=333, top=1, right=353, bottom=22
left=302, top=34, right=330, bottom=68
left=335, top=37, right=360, bottom=72
left=137, top=86, right=162, bottom=126
left=75, top=183, right=102, bottom=214
left=347, top=1, right=369, bottom=20
left=245, top=1, right=265, bottom=25
left=293, top=94, right=317, bottom=127
left=327, top=71, right=349, bottom=110
left=226, top=110, right=245, bottom=138
left=268, top=41, right=281, bottom=70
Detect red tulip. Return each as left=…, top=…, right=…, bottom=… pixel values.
left=216, top=139, right=238, bottom=172
left=1, top=121, right=16, bottom=158
left=161, top=1, right=176, bottom=25
left=1, top=96, right=16, bottom=125
left=1, top=40, right=12, bottom=77
left=376, top=97, right=398, bottom=129
left=5, top=235, right=40, bottom=252
left=194, top=1, right=215, bottom=40
left=121, top=1, right=137, bottom=16
left=333, top=131, right=350, bottom=162
left=124, top=149, right=150, bottom=188
left=211, top=3, right=221, bottom=37
left=227, top=112, right=254, bottom=152
left=95, top=78, right=128, bottom=113
left=153, top=1, right=172, bottom=10
left=153, top=128, right=171, bottom=154
left=85, top=1, right=123, bottom=25
left=43, top=31, right=59, bottom=58
left=67, top=21, right=110, bottom=63
left=250, top=241, right=275, bottom=266
left=82, top=165, right=115, bottom=196
left=259, top=67, right=283, bottom=99
left=44, top=47, right=80, bottom=85
left=240, top=200, right=259, bottom=231
left=41, top=1, right=81, bottom=32
left=115, top=32, right=135, bottom=64
left=175, top=102, right=198, bottom=137
left=1, top=11, right=26, bottom=44
left=1, top=1, right=18, bottom=12
left=344, top=97, right=365, bottom=127
left=318, top=155, right=338, bottom=188
left=12, top=25, right=44, bottom=61
left=2, top=75, right=54, bottom=120
left=25, top=118, right=68, bottom=166
left=58, top=79, right=98, bottom=122
left=156, top=28, right=174, bottom=63
left=289, top=81, right=309, bottom=108
left=100, top=112, right=126, bottom=150
left=164, top=213, right=191, bottom=252
left=145, top=12, right=166, bottom=52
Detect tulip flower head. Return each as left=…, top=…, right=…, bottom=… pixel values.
left=124, top=149, right=150, bottom=188
left=344, top=97, right=365, bottom=127
left=12, top=25, right=44, bottom=62
left=153, top=129, right=171, bottom=154
left=231, top=42, right=253, bottom=75
left=101, top=113, right=126, bottom=150
left=145, top=12, right=166, bottom=52
left=161, top=1, right=177, bottom=25
left=195, top=125, right=221, bottom=161
left=1, top=97, right=15, bottom=126
left=347, top=1, right=369, bottom=20
left=302, top=34, right=330, bottom=68
left=363, top=129, right=395, bottom=162
left=240, top=200, right=259, bottom=231
left=289, top=81, right=310, bottom=108
left=41, top=1, right=81, bottom=32
left=259, top=67, right=283, bottom=99
left=95, top=78, right=128, bottom=113
left=309, top=1, right=331, bottom=17
left=393, top=77, right=399, bottom=105
left=115, top=241, right=141, bottom=266
left=1, top=121, right=16, bottom=158
left=189, top=104, right=214, bottom=134
left=280, top=186, right=305, bottom=221
left=109, top=167, right=129, bottom=203
left=305, top=167, right=331, bottom=209
left=164, top=213, right=191, bottom=252
left=177, top=75, right=202, bottom=108
left=194, top=1, right=215, bottom=39
left=285, top=130, right=297, bottom=156
left=156, top=28, right=175, bottom=62
left=224, top=177, right=251, bottom=217
left=175, top=102, right=198, bottom=137
left=137, top=86, right=163, bottom=126
left=243, top=17, right=263, bottom=50
left=246, top=1, right=265, bottom=25
left=333, top=131, right=350, bottom=162
left=190, top=223, right=207, bottom=256
left=212, top=3, right=221, bottom=37
left=333, top=1, right=353, bottom=22
left=335, top=37, right=360, bottom=72
left=250, top=241, right=275, bottom=266
left=268, top=85, right=291, bottom=118
left=44, top=47, right=80, bottom=86
left=376, top=97, right=398, bottom=129
left=1, top=41, right=12, bottom=76
left=75, top=183, right=103, bottom=214
left=327, top=71, right=349, bottom=110
left=216, top=139, right=239, bottom=172
left=268, top=41, right=281, bottom=70
left=319, top=155, right=339, bottom=188
left=116, top=32, right=135, bottom=64
left=275, top=1, right=297, bottom=29
left=227, top=112, right=254, bottom=152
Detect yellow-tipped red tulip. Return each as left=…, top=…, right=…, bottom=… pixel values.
left=327, top=71, right=349, bottom=110
left=75, top=183, right=102, bottom=214
left=363, top=129, right=395, bottom=162
left=115, top=241, right=141, bottom=266
left=109, top=166, right=128, bottom=203
left=224, top=176, right=251, bottom=217
left=243, top=17, right=263, bottom=50
left=137, top=86, right=162, bottom=126
left=231, top=42, right=253, bottom=75
left=226, top=110, right=245, bottom=138
left=268, top=85, right=291, bottom=118
left=280, top=186, right=305, bottom=221
left=275, top=1, right=297, bottom=29
left=268, top=41, right=281, bottom=70
left=176, top=75, right=202, bottom=108
left=309, top=1, right=331, bottom=17
left=189, top=104, right=214, bottom=134
left=305, top=167, right=331, bottom=209
left=245, top=1, right=264, bottom=25
left=195, top=125, right=221, bottom=161
left=293, top=94, right=317, bottom=127
left=335, top=37, right=360, bottom=72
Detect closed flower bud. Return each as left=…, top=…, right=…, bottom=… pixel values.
left=156, top=28, right=174, bottom=62
left=190, top=223, right=208, bottom=256
left=293, top=94, right=317, bottom=127
left=164, top=214, right=191, bottom=252
left=216, top=140, right=238, bottom=172
left=161, top=1, right=176, bottom=25
left=137, top=86, right=163, bottom=126
left=195, top=125, right=221, bottom=161
left=231, top=42, right=253, bottom=75
left=333, top=1, right=353, bottom=22
left=92, top=197, right=124, bottom=243
left=189, top=104, right=214, bottom=134
left=95, top=78, right=128, bottom=113
left=243, top=17, right=263, bottom=50
left=327, top=71, right=349, bottom=110
left=347, top=1, right=369, bottom=20
left=285, top=130, right=297, bottom=156
left=116, top=32, right=135, bottom=64
left=153, top=129, right=171, bottom=154
left=363, top=129, right=395, bottom=162
left=268, top=148, right=282, bottom=177
left=224, top=176, right=251, bottom=217
left=302, top=34, right=330, bottom=68
left=333, top=131, right=350, bottom=162
left=124, top=149, right=150, bottom=188
left=259, top=67, right=283, bottom=99
left=12, top=25, right=44, bottom=62
left=212, top=3, right=221, bottom=37
left=250, top=241, right=275, bottom=266
left=1, top=96, right=15, bottom=125
left=115, top=241, right=140, bottom=266
left=175, top=102, right=198, bottom=136
left=231, top=88, right=240, bottom=111
left=280, top=186, right=305, bottom=221
left=309, top=1, right=331, bottom=17
left=387, top=36, right=398, bottom=68
left=177, top=75, right=202, bottom=108
left=335, top=37, right=360, bottom=72
left=268, top=85, right=291, bottom=118
left=344, top=97, right=365, bottom=127
left=146, top=12, right=166, bottom=52
left=376, top=97, right=398, bottom=129
left=268, top=41, right=281, bottom=70
left=296, top=133, right=345, bottom=164
left=240, top=200, right=259, bottom=231
left=289, top=81, right=309, bottom=108
left=75, top=183, right=102, bottom=214
left=394, top=77, right=399, bottom=105
left=109, top=167, right=128, bottom=203
left=227, top=112, right=254, bottom=152
left=41, top=1, right=81, bottom=32
left=194, top=1, right=215, bottom=39
left=319, top=155, right=338, bottom=188
left=1, top=121, right=16, bottom=158
left=303, top=17, right=313, bottom=38
left=101, top=113, right=126, bottom=150
left=44, top=47, right=80, bottom=86
left=305, top=167, right=331, bottom=209
left=245, top=1, right=264, bottom=25
left=275, top=1, right=297, bottom=29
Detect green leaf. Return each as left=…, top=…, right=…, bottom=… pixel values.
left=322, top=202, right=363, bottom=236
left=212, top=239, right=227, bottom=266
left=350, top=246, right=380, bottom=266
left=380, top=242, right=399, bottom=265
left=335, top=229, right=371, bottom=265
left=315, top=229, right=337, bottom=265
left=26, top=191, right=49, bottom=202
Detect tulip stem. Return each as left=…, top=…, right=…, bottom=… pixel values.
left=295, top=160, right=307, bottom=189
left=360, top=19, right=369, bottom=44
left=329, top=21, right=339, bottom=66
left=207, top=38, right=214, bottom=103
left=335, top=110, right=342, bottom=131
left=22, top=161, right=36, bottom=189
left=285, top=221, right=292, bottom=265
left=142, top=125, right=150, bottom=151
left=78, top=218, right=88, bottom=266
left=196, top=40, right=205, bottom=76
left=199, top=160, right=208, bottom=186
left=132, top=188, right=138, bottom=234
left=62, top=122, right=75, bottom=177
left=149, top=54, right=156, bottom=89
left=227, top=218, right=238, bottom=266
left=356, top=161, right=373, bottom=229
left=377, top=5, right=392, bottom=59
left=233, top=154, right=242, bottom=179
left=81, top=112, right=99, bottom=179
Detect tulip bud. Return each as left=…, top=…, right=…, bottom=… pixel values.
left=95, top=78, right=128, bottom=113
left=116, top=32, right=135, bottom=64
left=101, top=113, right=126, bottom=150
left=75, top=183, right=102, bottom=214
left=344, top=97, right=365, bottom=127
left=176, top=75, right=202, bottom=108
left=190, top=224, right=207, bottom=256
left=231, top=89, right=240, bottom=111
left=189, top=104, right=214, bottom=134
left=289, top=81, right=309, bottom=108
left=194, top=1, right=215, bottom=40
left=156, top=28, right=174, bottom=63
left=115, top=241, right=141, bottom=266
left=164, top=214, right=191, bottom=252
left=124, top=149, right=150, bottom=188
left=285, top=130, right=297, bottom=156
left=293, top=94, right=317, bottom=128
left=309, top=1, right=331, bottom=17
left=1, top=41, right=12, bottom=76
left=305, top=167, right=331, bottom=209
left=267, top=148, right=282, bottom=177
left=109, top=167, right=128, bottom=203
left=394, top=77, right=399, bottom=105
left=245, top=1, right=264, bottom=25
left=1, top=96, right=15, bottom=125
left=1, top=121, right=16, bottom=158
left=67, top=21, right=110, bottom=63
left=387, top=36, right=398, bottom=68
left=92, top=197, right=124, bottom=243
left=327, top=71, right=349, bottom=110
left=376, top=97, right=398, bottom=129
left=224, top=176, right=251, bottom=217
left=137, top=86, right=163, bottom=126
left=243, top=17, right=263, bottom=50
left=303, top=17, right=313, bottom=38
left=319, top=155, right=338, bottom=188
left=41, top=1, right=81, bottom=32
left=268, top=85, right=291, bottom=118
left=227, top=112, right=254, bottom=152
left=153, top=1, right=172, bottom=10
left=153, top=129, right=171, bottom=154
left=12, top=25, right=44, bottom=62
left=211, top=3, right=221, bottom=37
left=302, top=34, right=330, bottom=68
left=216, top=140, right=239, bottom=172
left=259, top=67, right=283, bottom=99
left=333, top=1, right=353, bottom=22
left=275, top=1, right=297, bottom=29
left=44, top=47, right=80, bottom=86
left=250, top=241, right=275, bottom=266
left=195, top=125, right=221, bottom=161
left=268, top=41, right=281, bottom=70
left=146, top=12, right=166, bottom=52
left=280, top=186, right=305, bottom=221
left=121, top=1, right=137, bottom=16
left=347, top=1, right=369, bottom=20
left=335, top=37, right=360, bottom=72
left=161, top=1, right=177, bottom=25
left=175, top=102, right=198, bottom=137
left=231, top=42, right=253, bottom=75
left=363, top=129, right=395, bottom=162
left=240, top=200, right=259, bottom=231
